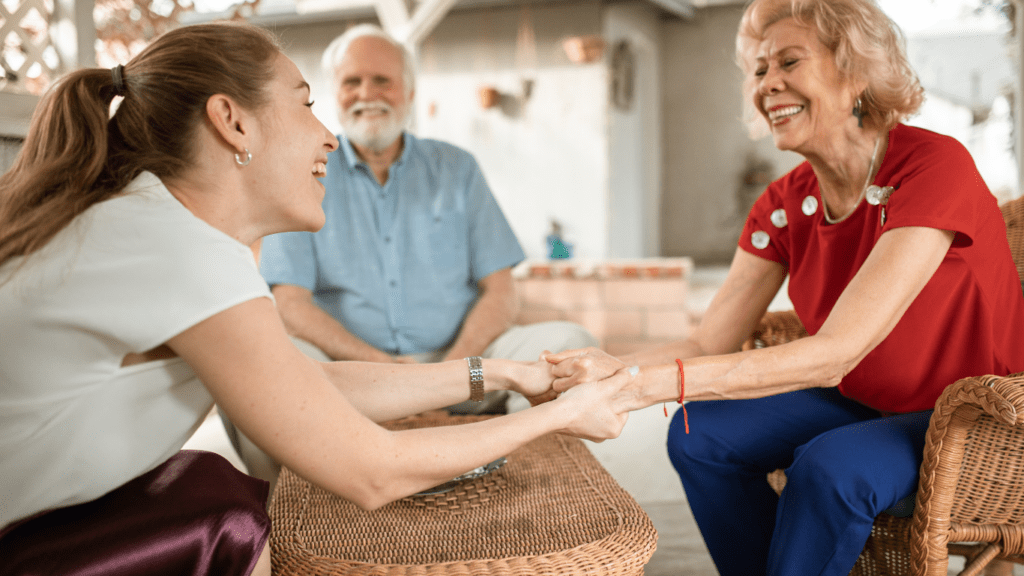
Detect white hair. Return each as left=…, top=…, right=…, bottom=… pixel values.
left=321, top=24, right=415, bottom=96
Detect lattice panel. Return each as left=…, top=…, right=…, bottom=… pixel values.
left=0, top=0, right=268, bottom=93
left=0, top=0, right=61, bottom=95
left=94, top=0, right=192, bottom=66
left=93, top=0, right=263, bottom=67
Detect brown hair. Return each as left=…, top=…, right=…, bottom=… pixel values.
left=736, top=0, right=924, bottom=137
left=0, top=21, right=280, bottom=268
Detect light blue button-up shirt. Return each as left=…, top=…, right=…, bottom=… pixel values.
left=259, top=133, right=525, bottom=355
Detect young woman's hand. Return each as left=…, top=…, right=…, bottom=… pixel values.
left=496, top=356, right=557, bottom=405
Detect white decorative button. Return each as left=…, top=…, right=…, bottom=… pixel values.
left=751, top=230, right=770, bottom=249
left=770, top=209, right=788, bottom=228
left=802, top=196, right=818, bottom=216
left=866, top=185, right=895, bottom=206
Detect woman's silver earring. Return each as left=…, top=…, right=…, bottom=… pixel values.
left=852, top=97, right=864, bottom=128
left=234, top=148, right=252, bottom=167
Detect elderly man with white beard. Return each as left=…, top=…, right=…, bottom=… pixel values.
left=221, top=25, right=597, bottom=485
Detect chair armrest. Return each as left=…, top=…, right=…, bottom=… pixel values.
left=911, top=372, right=1024, bottom=568
left=742, top=310, right=809, bottom=350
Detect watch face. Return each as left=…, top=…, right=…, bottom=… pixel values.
left=414, top=457, right=507, bottom=496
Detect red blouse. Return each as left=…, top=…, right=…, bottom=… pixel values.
left=740, top=124, right=1024, bottom=413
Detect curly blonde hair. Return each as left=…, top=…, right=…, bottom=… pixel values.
left=736, top=0, right=924, bottom=138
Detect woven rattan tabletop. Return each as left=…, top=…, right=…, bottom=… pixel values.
left=269, top=414, right=657, bottom=575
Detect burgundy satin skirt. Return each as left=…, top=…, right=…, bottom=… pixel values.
left=0, top=450, right=270, bottom=576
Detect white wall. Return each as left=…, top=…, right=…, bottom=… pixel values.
left=414, top=2, right=613, bottom=260
left=604, top=2, right=662, bottom=257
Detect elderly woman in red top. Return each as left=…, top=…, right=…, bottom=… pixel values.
left=545, top=0, right=1024, bottom=574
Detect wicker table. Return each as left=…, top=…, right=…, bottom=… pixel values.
left=268, top=414, right=657, bottom=575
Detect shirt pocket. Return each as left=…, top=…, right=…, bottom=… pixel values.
left=415, top=212, right=470, bottom=282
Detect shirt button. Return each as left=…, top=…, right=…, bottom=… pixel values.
left=389, top=280, right=397, bottom=287
left=384, top=236, right=391, bottom=243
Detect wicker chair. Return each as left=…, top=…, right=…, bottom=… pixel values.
left=745, top=195, right=1024, bottom=576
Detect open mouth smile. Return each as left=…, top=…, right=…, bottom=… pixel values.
left=767, top=105, right=804, bottom=124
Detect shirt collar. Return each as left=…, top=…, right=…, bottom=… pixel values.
left=338, top=132, right=413, bottom=171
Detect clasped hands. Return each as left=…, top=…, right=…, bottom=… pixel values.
left=510, top=347, right=642, bottom=442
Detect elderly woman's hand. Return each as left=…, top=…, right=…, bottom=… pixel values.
left=544, top=347, right=628, bottom=393
left=553, top=366, right=637, bottom=441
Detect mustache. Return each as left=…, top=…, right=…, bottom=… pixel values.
left=347, top=101, right=394, bottom=115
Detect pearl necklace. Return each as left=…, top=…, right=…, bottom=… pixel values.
left=821, top=135, right=881, bottom=225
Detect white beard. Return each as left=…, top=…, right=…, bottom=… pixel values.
left=341, top=100, right=409, bottom=152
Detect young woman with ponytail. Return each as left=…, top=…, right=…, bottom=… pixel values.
left=0, top=22, right=633, bottom=576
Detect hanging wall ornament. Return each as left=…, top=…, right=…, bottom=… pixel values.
left=610, top=40, right=635, bottom=111
left=515, top=6, right=537, bottom=100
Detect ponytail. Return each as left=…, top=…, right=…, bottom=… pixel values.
left=0, top=68, right=119, bottom=268
left=0, top=21, right=280, bottom=270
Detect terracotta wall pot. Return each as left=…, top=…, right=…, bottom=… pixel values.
left=478, top=86, right=500, bottom=109
left=563, top=35, right=606, bottom=64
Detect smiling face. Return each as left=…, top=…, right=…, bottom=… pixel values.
left=334, top=36, right=411, bottom=152
left=753, top=18, right=859, bottom=155
left=249, top=53, right=338, bottom=233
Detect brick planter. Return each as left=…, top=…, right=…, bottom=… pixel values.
left=513, top=258, right=695, bottom=356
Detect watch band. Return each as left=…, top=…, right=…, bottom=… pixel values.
left=466, top=356, right=484, bottom=402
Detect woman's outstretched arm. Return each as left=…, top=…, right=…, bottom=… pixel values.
left=544, top=247, right=787, bottom=392
left=315, top=355, right=553, bottom=423
left=167, top=297, right=630, bottom=511
left=548, top=226, right=954, bottom=410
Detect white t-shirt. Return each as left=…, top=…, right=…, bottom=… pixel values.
left=0, top=172, right=271, bottom=528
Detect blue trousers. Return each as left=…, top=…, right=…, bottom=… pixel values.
left=667, top=388, right=932, bottom=576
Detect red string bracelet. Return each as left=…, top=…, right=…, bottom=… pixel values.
left=675, top=359, right=689, bottom=434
